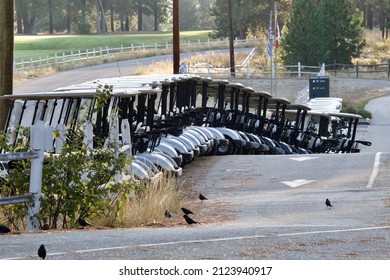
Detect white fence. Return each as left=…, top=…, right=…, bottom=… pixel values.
left=13, top=36, right=390, bottom=79
left=0, top=121, right=52, bottom=231
left=13, top=36, right=260, bottom=72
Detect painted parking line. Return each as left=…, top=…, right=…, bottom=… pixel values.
left=366, top=152, right=382, bottom=188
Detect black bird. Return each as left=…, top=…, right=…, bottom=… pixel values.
left=41, top=218, right=49, bottom=230
left=38, top=244, right=46, bottom=260
left=41, top=223, right=49, bottom=230
left=199, top=193, right=208, bottom=201
left=0, top=225, right=11, bottom=234
left=183, top=215, right=199, bottom=226
left=181, top=207, right=194, bottom=215
left=326, top=198, right=333, bottom=208
left=164, top=210, right=172, bottom=218
left=78, top=217, right=92, bottom=227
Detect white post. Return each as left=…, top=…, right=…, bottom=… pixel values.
left=26, top=121, right=45, bottom=230
left=120, top=119, right=132, bottom=156
left=298, top=62, right=301, bottom=78
left=246, top=65, right=250, bottom=79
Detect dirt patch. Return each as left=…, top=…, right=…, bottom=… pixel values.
left=230, top=77, right=390, bottom=104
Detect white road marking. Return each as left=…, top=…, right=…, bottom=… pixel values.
left=281, top=179, right=317, bottom=188
left=366, top=152, right=382, bottom=188
left=289, top=156, right=318, bottom=162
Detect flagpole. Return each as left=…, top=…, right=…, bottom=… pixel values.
left=274, top=4, right=278, bottom=97
left=269, top=10, right=273, bottom=96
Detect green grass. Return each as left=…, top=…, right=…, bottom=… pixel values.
left=14, top=30, right=211, bottom=60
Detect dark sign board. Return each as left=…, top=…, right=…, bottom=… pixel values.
left=309, top=76, right=329, bottom=99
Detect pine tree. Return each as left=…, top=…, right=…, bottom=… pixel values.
left=280, top=0, right=322, bottom=65
left=281, top=0, right=365, bottom=65
left=318, top=0, right=365, bottom=64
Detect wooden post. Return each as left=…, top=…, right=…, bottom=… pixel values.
left=0, top=0, right=14, bottom=131
left=227, top=0, right=235, bottom=77
left=173, top=0, right=180, bottom=74
left=356, top=61, right=359, bottom=78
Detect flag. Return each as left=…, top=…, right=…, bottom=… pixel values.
left=266, top=10, right=273, bottom=59
left=275, top=10, right=280, bottom=49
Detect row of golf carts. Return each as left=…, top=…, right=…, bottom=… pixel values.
left=1, top=74, right=371, bottom=181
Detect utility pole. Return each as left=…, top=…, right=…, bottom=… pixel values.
left=0, top=0, right=14, bottom=131
left=227, top=0, right=235, bottom=77
left=173, top=0, right=180, bottom=74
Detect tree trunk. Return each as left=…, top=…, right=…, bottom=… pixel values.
left=15, top=0, right=23, bottom=34
left=48, top=0, right=54, bottom=34
left=138, top=3, right=143, bottom=31
left=154, top=1, right=158, bottom=31
left=110, top=6, right=114, bottom=32
left=0, top=0, right=14, bottom=130
left=96, top=0, right=101, bottom=33
left=66, top=1, right=71, bottom=33
left=125, top=16, right=129, bottom=31
left=367, top=3, right=373, bottom=30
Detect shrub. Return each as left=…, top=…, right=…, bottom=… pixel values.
left=0, top=85, right=140, bottom=230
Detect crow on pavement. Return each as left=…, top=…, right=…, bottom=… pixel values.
left=181, top=207, right=194, bottom=215
left=38, top=244, right=46, bottom=260
left=326, top=198, right=333, bottom=208
left=183, top=215, right=199, bottom=226
left=78, top=217, right=92, bottom=227
left=199, top=193, right=208, bottom=201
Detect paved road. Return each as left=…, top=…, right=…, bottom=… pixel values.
left=3, top=54, right=390, bottom=260
left=14, top=48, right=253, bottom=93
left=1, top=152, right=389, bottom=260
left=357, top=94, right=390, bottom=153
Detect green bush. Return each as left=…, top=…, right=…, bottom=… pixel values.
left=0, top=85, right=140, bottom=230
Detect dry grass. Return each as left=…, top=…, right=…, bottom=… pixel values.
left=134, top=60, right=174, bottom=75
left=13, top=67, right=57, bottom=86
left=121, top=173, right=184, bottom=228
left=358, top=29, right=390, bottom=64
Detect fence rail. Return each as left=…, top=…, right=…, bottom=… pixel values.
left=187, top=61, right=390, bottom=79
left=0, top=121, right=52, bottom=231
left=13, top=36, right=259, bottom=71
left=13, top=36, right=390, bottom=79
